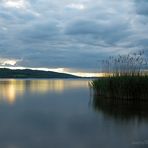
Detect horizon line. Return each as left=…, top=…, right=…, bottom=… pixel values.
left=0, top=66, right=103, bottom=77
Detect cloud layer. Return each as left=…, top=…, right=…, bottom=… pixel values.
left=0, top=0, right=148, bottom=72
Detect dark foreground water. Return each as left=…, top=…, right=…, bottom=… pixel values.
left=0, top=79, right=148, bottom=148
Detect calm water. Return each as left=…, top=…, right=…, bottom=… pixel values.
left=0, top=79, right=148, bottom=148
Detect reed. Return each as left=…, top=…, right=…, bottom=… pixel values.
left=91, top=51, right=148, bottom=100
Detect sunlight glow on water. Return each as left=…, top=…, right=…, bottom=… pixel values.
left=0, top=79, right=89, bottom=104
left=0, top=79, right=148, bottom=148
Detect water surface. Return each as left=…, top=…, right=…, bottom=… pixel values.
left=0, top=79, right=148, bottom=148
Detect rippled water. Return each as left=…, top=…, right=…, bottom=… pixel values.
left=0, top=79, right=148, bottom=148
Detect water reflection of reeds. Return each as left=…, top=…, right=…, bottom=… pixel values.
left=91, top=95, right=148, bottom=121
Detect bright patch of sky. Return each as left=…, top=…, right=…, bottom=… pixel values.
left=0, top=58, right=20, bottom=66
left=3, top=0, right=28, bottom=9
left=66, top=3, right=85, bottom=10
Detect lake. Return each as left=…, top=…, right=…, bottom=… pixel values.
left=0, top=79, right=148, bottom=148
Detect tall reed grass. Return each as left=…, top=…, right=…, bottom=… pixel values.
left=91, top=51, right=148, bottom=100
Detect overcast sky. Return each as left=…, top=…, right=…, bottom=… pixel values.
left=0, top=0, right=148, bottom=73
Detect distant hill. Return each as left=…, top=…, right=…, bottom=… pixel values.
left=0, top=68, right=80, bottom=78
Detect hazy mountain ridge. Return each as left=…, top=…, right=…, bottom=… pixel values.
left=0, top=68, right=80, bottom=78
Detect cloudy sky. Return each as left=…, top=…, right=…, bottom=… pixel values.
left=0, top=0, right=148, bottom=75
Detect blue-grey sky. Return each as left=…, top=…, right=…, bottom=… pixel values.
left=0, top=0, right=148, bottom=73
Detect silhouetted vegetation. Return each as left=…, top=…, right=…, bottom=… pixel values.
left=0, top=68, right=79, bottom=78
left=91, top=51, right=148, bottom=100
left=92, top=75, right=148, bottom=100
left=101, top=50, right=148, bottom=76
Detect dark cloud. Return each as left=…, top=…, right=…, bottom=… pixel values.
left=65, top=18, right=131, bottom=45
left=65, top=20, right=101, bottom=35
left=135, top=0, right=148, bottom=16
left=20, top=21, right=60, bottom=42
left=0, top=0, right=147, bottom=72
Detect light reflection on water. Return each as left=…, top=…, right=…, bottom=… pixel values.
left=0, top=79, right=148, bottom=148
left=0, top=79, right=88, bottom=104
left=0, top=79, right=25, bottom=104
